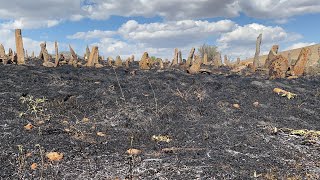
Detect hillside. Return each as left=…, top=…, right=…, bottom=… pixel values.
left=243, top=44, right=320, bottom=66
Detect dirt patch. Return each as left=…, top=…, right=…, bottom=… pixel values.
left=0, top=61, right=320, bottom=179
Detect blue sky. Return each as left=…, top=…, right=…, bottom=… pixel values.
left=0, top=0, right=319, bottom=60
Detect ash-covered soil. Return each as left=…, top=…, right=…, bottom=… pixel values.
left=0, top=60, right=320, bottom=179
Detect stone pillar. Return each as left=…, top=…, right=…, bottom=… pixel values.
left=115, top=55, right=123, bottom=67
left=55, top=41, right=59, bottom=67
left=252, top=33, right=262, bottom=71
left=69, top=45, right=78, bottom=67
left=203, top=53, right=208, bottom=65
left=15, top=29, right=25, bottom=65
left=291, top=48, right=311, bottom=76
left=264, top=45, right=279, bottom=69
left=178, top=50, right=182, bottom=64
left=85, top=45, right=90, bottom=61
left=186, top=47, right=195, bottom=67
left=236, top=57, right=241, bottom=65
left=172, top=48, right=179, bottom=66
left=87, top=46, right=99, bottom=67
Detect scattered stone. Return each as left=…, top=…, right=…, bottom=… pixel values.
left=269, top=55, right=289, bottom=79
left=264, top=45, right=279, bottom=68
left=139, top=52, right=151, bottom=70
left=95, top=64, right=104, bottom=68
left=253, top=102, right=260, bottom=108
left=40, top=42, right=55, bottom=67
left=114, top=55, right=123, bottom=67
left=252, top=33, right=262, bottom=71
left=233, top=104, right=240, bottom=109
left=15, top=29, right=25, bottom=65
left=291, top=47, right=311, bottom=76
left=107, top=57, right=114, bottom=66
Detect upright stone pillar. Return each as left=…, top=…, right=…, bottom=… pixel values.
left=15, top=29, right=25, bottom=65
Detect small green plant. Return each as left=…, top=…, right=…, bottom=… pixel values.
left=19, top=95, right=47, bottom=118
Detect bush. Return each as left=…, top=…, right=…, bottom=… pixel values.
left=198, top=44, right=218, bottom=61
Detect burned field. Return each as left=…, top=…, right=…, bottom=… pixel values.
left=0, top=61, right=320, bottom=179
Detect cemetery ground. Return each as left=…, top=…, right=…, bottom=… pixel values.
left=0, top=60, right=319, bottom=179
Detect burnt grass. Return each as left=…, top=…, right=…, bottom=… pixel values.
left=0, top=60, right=320, bottom=179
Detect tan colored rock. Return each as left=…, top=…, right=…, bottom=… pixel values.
left=203, top=53, right=209, bottom=65
left=85, top=46, right=90, bottom=61
left=25, top=50, right=28, bottom=58
left=291, top=48, right=311, bottom=76
left=125, top=57, right=131, bottom=68
left=87, top=46, right=99, bottom=67
left=159, top=58, right=164, bottom=69
left=15, top=29, right=25, bottom=65
left=252, top=33, right=262, bottom=71
left=172, top=48, right=179, bottom=66
left=186, top=47, right=195, bottom=67
left=31, top=51, right=35, bottom=58
left=114, top=55, right=123, bottom=67
left=139, top=52, right=151, bottom=70
left=188, top=60, right=201, bottom=74
left=107, top=57, right=114, bottom=66
left=55, top=41, right=59, bottom=67
left=264, top=45, right=279, bottom=68
left=40, top=42, right=49, bottom=63
left=69, top=45, right=78, bottom=67
left=236, top=57, right=241, bottom=65
left=213, top=52, right=222, bottom=67
left=43, top=61, right=55, bottom=67
left=130, top=55, right=135, bottom=62
left=178, top=50, right=182, bottom=64
left=269, top=55, right=289, bottom=79
left=224, top=55, right=231, bottom=67
left=95, top=64, right=104, bottom=68
left=0, top=44, right=7, bottom=64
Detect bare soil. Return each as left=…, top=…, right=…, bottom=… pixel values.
left=0, top=60, right=320, bottom=179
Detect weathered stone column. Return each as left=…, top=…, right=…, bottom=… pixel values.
left=186, top=47, right=195, bottom=67
left=178, top=50, right=182, bottom=64
left=203, top=53, right=208, bottom=65
left=55, top=41, right=59, bottom=67
left=85, top=45, right=90, bottom=61
left=172, top=48, right=179, bottom=66
left=87, top=46, right=99, bottom=67
left=291, top=48, right=311, bottom=76
left=252, top=33, right=262, bottom=71
left=15, top=29, right=25, bottom=65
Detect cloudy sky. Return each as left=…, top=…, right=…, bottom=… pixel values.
left=0, top=0, right=319, bottom=61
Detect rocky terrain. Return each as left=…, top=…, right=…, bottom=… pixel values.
left=0, top=60, right=319, bottom=179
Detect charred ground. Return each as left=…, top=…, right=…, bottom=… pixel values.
left=0, top=60, right=320, bottom=179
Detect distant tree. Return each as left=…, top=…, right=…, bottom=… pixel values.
left=150, top=56, right=157, bottom=61
left=198, top=44, right=218, bottom=61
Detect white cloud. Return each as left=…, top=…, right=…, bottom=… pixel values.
left=0, top=0, right=319, bottom=29
left=67, top=30, right=115, bottom=40
left=217, top=23, right=303, bottom=59
left=238, top=0, right=320, bottom=19
left=118, top=20, right=236, bottom=48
